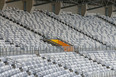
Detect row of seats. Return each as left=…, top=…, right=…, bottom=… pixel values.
left=41, top=10, right=110, bottom=48
left=99, top=15, right=116, bottom=25
left=0, top=7, right=103, bottom=49
left=0, top=7, right=116, bottom=77
left=0, top=54, right=81, bottom=77
left=57, top=12, right=116, bottom=47
left=0, top=50, right=116, bottom=77
left=0, top=8, right=64, bottom=54
left=41, top=52, right=116, bottom=77
left=79, top=50, right=116, bottom=71
left=0, top=57, right=30, bottom=77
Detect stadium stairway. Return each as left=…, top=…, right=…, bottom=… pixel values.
left=38, top=10, right=110, bottom=48
left=96, top=15, right=116, bottom=28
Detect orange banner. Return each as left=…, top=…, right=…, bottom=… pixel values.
left=51, top=39, right=74, bottom=52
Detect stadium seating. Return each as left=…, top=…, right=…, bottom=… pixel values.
left=0, top=54, right=81, bottom=77
left=0, top=7, right=116, bottom=77
left=0, top=52, right=115, bottom=77
left=0, top=9, right=63, bottom=54
left=57, top=12, right=116, bottom=47
left=80, top=50, right=116, bottom=71
left=41, top=52, right=116, bottom=77
left=99, top=15, right=116, bottom=25
left=0, top=8, right=103, bottom=49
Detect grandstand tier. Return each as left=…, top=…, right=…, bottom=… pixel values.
left=0, top=5, right=116, bottom=77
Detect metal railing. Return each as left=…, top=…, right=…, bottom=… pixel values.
left=0, top=46, right=65, bottom=57
left=0, top=47, right=35, bottom=57
left=0, top=45, right=115, bottom=57
left=77, top=45, right=116, bottom=52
